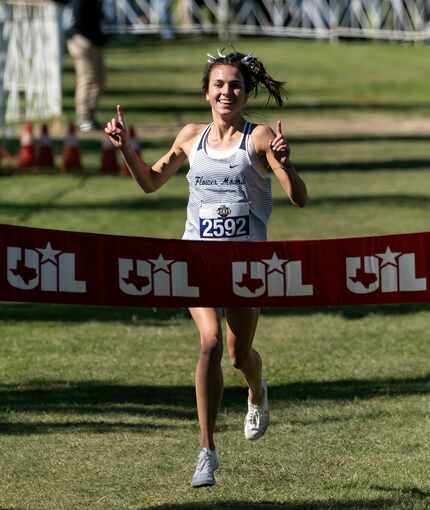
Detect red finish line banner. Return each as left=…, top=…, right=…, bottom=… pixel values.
left=1, top=223, right=430, bottom=308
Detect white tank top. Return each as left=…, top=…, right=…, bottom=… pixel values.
left=182, top=121, right=272, bottom=241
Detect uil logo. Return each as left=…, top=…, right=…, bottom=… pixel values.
left=7, top=242, right=87, bottom=293
left=217, top=205, right=231, bottom=218
left=119, top=254, right=199, bottom=297
left=346, top=246, right=426, bottom=294
left=232, top=252, right=314, bottom=298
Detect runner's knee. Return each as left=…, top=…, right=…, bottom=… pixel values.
left=228, top=346, right=251, bottom=370
left=199, top=332, right=223, bottom=360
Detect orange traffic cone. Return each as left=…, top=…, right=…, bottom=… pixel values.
left=36, top=124, right=55, bottom=168
left=100, top=135, right=119, bottom=174
left=120, top=126, right=141, bottom=176
left=18, top=122, right=36, bottom=169
left=62, top=123, right=82, bottom=171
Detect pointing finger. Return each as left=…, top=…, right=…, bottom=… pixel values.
left=116, top=104, right=124, bottom=125
left=277, top=120, right=282, bottom=136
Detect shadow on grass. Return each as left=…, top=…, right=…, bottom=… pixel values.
left=8, top=131, right=430, bottom=145
left=137, top=496, right=427, bottom=510
left=105, top=64, right=202, bottom=75
left=1, top=302, right=430, bottom=325
left=0, top=374, right=428, bottom=435
left=0, top=380, right=198, bottom=434
left=1, top=192, right=429, bottom=218
left=0, top=420, right=174, bottom=435
left=113, top=133, right=430, bottom=149
left=89, top=88, right=204, bottom=98
left=276, top=193, right=430, bottom=207
left=296, top=159, right=430, bottom=172
left=59, top=101, right=430, bottom=117
left=93, top=132, right=430, bottom=151
left=262, top=302, right=430, bottom=320
left=371, top=486, right=430, bottom=499
left=269, top=375, right=430, bottom=402
left=3, top=138, right=430, bottom=176
left=0, top=138, right=102, bottom=153
left=0, top=196, right=187, bottom=214
left=291, top=133, right=430, bottom=144
left=0, top=302, right=189, bottom=324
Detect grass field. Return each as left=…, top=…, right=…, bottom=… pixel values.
left=1, top=37, right=430, bottom=510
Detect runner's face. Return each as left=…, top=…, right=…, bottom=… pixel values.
left=206, top=65, right=247, bottom=116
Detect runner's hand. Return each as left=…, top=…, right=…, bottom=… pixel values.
left=104, top=104, right=129, bottom=148
left=270, top=120, right=290, bottom=166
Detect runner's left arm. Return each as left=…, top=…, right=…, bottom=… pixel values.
left=256, top=121, right=307, bottom=207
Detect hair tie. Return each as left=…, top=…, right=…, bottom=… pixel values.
left=240, top=54, right=260, bottom=75
left=207, top=49, right=226, bottom=64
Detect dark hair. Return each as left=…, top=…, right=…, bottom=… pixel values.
left=202, top=51, right=286, bottom=107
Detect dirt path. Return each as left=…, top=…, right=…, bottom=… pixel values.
left=34, top=113, right=430, bottom=141
left=135, top=114, right=430, bottom=139
left=287, top=115, right=430, bottom=136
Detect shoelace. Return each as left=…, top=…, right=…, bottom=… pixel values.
left=247, top=404, right=262, bottom=427
left=196, top=451, right=214, bottom=472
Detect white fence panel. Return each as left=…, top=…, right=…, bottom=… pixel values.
left=0, top=0, right=62, bottom=125
left=0, top=5, right=6, bottom=127
left=105, top=0, right=430, bottom=40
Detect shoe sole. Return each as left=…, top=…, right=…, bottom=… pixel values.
left=192, top=463, right=218, bottom=488
left=192, top=482, right=216, bottom=489
left=245, top=420, right=269, bottom=441
left=191, top=478, right=216, bottom=489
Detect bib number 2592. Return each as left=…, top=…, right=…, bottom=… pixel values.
left=200, top=216, right=249, bottom=238
left=199, top=202, right=250, bottom=239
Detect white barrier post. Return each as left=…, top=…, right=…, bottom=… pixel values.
left=0, top=4, right=7, bottom=130
left=2, top=0, right=62, bottom=125
left=105, top=0, right=428, bottom=41
left=217, top=0, right=230, bottom=40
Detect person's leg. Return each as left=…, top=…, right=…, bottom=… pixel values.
left=189, top=307, right=223, bottom=487
left=225, top=307, right=262, bottom=404
left=157, top=0, right=174, bottom=40
left=67, top=35, right=93, bottom=125
left=189, top=307, right=223, bottom=450
left=225, top=307, right=269, bottom=440
left=86, top=43, right=105, bottom=123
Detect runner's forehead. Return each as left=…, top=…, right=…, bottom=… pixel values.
left=209, top=65, right=244, bottom=82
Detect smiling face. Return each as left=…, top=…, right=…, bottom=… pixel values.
left=205, top=64, right=248, bottom=118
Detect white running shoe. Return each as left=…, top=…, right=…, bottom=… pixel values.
left=191, top=448, right=219, bottom=488
left=244, top=380, right=269, bottom=441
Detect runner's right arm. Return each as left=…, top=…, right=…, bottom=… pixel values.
left=104, top=105, right=201, bottom=193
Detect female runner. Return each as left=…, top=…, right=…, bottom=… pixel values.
left=105, top=50, right=307, bottom=488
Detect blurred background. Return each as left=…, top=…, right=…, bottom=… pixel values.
left=1, top=4, right=430, bottom=509
left=1, top=0, right=430, bottom=240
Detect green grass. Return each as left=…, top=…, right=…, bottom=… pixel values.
left=1, top=305, right=429, bottom=509
left=1, top=37, right=430, bottom=509
left=62, top=37, right=430, bottom=126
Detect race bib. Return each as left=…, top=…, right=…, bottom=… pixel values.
left=199, top=202, right=250, bottom=239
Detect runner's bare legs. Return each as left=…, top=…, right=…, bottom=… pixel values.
left=225, top=308, right=263, bottom=404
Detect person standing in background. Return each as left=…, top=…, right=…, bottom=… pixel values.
left=57, top=0, right=109, bottom=132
